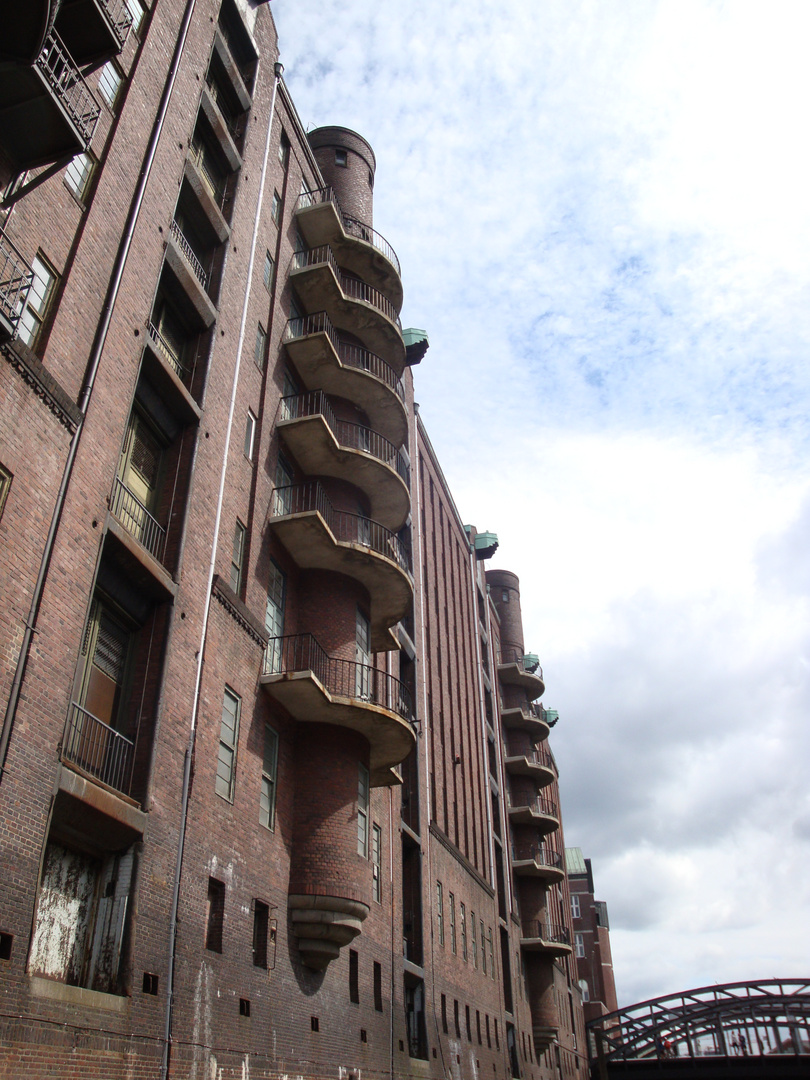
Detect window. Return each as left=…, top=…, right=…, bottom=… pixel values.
left=486, top=1015, right=491, bottom=1048
left=465, top=1004, right=471, bottom=1041
left=488, top=927, right=495, bottom=979
left=349, top=949, right=359, bottom=1003
left=579, top=979, right=589, bottom=1003
left=271, top=190, right=281, bottom=223
left=254, top=322, right=267, bottom=371
left=0, top=464, right=11, bottom=523
left=263, top=250, right=275, bottom=292
left=64, top=152, right=95, bottom=202
left=125, top=0, right=146, bottom=34
left=355, top=607, right=371, bottom=699
left=571, top=894, right=580, bottom=919
left=357, top=763, right=369, bottom=856
left=259, top=724, right=278, bottom=829
left=471, top=910, right=477, bottom=969
left=372, top=823, right=382, bottom=903
left=230, top=520, right=246, bottom=593
left=278, top=132, right=290, bottom=168
left=74, top=596, right=134, bottom=736
left=115, top=409, right=165, bottom=551
left=244, top=409, right=257, bottom=459
left=477, top=1010, right=482, bottom=1045
left=575, top=933, right=585, bottom=958
left=216, top=688, right=240, bottom=801
left=441, top=994, right=448, bottom=1034
left=460, top=902, right=467, bottom=961
left=275, top=453, right=293, bottom=516
left=449, top=893, right=456, bottom=955
left=436, top=882, right=444, bottom=946
left=494, top=1019, right=499, bottom=1050
left=374, top=961, right=383, bottom=1012
left=480, top=918, right=486, bottom=974
left=335, top=149, right=347, bottom=167
left=98, top=61, right=124, bottom=110
left=264, top=559, right=285, bottom=673
left=206, top=877, right=225, bottom=952
left=253, top=900, right=269, bottom=967
left=453, top=999, right=460, bottom=1038
left=17, top=253, right=57, bottom=350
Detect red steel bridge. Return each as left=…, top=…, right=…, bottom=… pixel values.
left=586, top=979, right=810, bottom=1078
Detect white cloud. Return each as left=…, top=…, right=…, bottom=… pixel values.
left=273, top=0, right=810, bottom=1006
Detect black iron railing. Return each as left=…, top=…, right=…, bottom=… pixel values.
left=290, top=245, right=402, bottom=331
left=511, top=845, right=562, bottom=869
left=146, top=320, right=187, bottom=380
left=296, top=186, right=401, bottom=277
left=284, top=312, right=405, bottom=403
left=189, top=139, right=228, bottom=209
left=36, top=30, right=100, bottom=146
left=100, top=0, right=134, bottom=46
left=263, top=632, right=413, bottom=722
left=500, top=647, right=544, bottom=681
left=0, top=231, right=34, bottom=337
left=204, top=76, right=241, bottom=143
left=522, top=921, right=570, bottom=946
left=270, top=480, right=412, bottom=575
left=508, top=792, right=558, bottom=819
left=280, top=390, right=409, bottom=486
left=509, top=747, right=553, bottom=770
left=110, top=476, right=166, bottom=561
left=62, top=702, right=133, bottom=795
left=169, top=219, right=208, bottom=288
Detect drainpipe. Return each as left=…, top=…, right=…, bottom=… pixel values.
left=159, top=59, right=284, bottom=1080
left=0, top=0, right=199, bottom=784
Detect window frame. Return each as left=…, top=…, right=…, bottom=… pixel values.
left=230, top=519, right=246, bottom=593
left=64, top=152, right=95, bottom=203
left=271, top=189, right=281, bottom=223
left=254, top=322, right=267, bottom=371
left=216, top=686, right=240, bottom=802
left=263, top=250, right=275, bottom=293
left=17, top=252, right=58, bottom=351
left=571, top=894, right=581, bottom=919
left=0, top=464, right=12, bottom=523
left=357, top=762, right=370, bottom=857
left=244, top=409, right=257, bottom=460
left=436, top=881, right=444, bottom=947
left=575, top=932, right=585, bottom=958
left=371, top=822, right=382, bottom=903
left=259, top=723, right=279, bottom=830
left=98, top=60, right=124, bottom=111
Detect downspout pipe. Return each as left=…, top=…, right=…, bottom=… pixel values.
left=0, top=0, right=199, bottom=784
left=159, top=60, right=284, bottom=1080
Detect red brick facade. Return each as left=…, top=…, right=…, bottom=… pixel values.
left=0, top=2, right=587, bottom=1077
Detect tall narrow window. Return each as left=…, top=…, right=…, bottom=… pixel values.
left=216, top=688, right=240, bottom=801
left=230, top=520, right=246, bottom=593
left=0, top=464, right=11, bottom=523
left=259, top=724, right=278, bottom=829
left=263, top=250, right=275, bottom=292
left=271, top=190, right=281, bottom=223
left=480, top=919, right=487, bottom=974
left=278, top=132, right=290, bottom=168
left=372, top=823, right=382, bottom=902
left=355, top=607, right=371, bottom=699
left=124, top=0, right=146, bottom=34
left=18, top=253, right=58, bottom=350
left=449, top=893, right=456, bottom=955
left=465, top=1004, right=471, bottom=1041
left=460, top=902, right=467, bottom=961
left=357, top=763, right=369, bottom=856
left=206, top=877, right=225, bottom=952
left=264, top=559, right=285, bottom=673
left=253, top=900, right=269, bottom=967
left=254, top=322, right=267, bottom=370
left=349, top=949, right=359, bottom=1003
left=575, top=933, right=585, bottom=958
left=471, top=910, right=477, bottom=969
left=454, top=999, right=460, bottom=1038
left=75, top=597, right=133, bottom=734
left=436, top=882, right=444, bottom=946
left=275, top=454, right=293, bottom=516
left=98, top=61, right=124, bottom=110
left=374, top=961, right=383, bottom=1011
left=64, top=152, right=95, bottom=202
left=441, top=994, right=448, bottom=1034
left=116, top=410, right=164, bottom=552
left=571, top=894, right=580, bottom=919
left=244, top=410, right=257, bottom=460
left=488, top=926, right=495, bottom=979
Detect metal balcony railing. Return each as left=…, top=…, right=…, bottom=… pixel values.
left=522, top=921, right=570, bottom=946
left=99, top=0, right=134, bottom=46
left=511, top=844, right=562, bottom=870
left=189, top=140, right=228, bottom=209
left=263, top=632, right=414, bottom=722
left=270, top=480, right=412, bottom=575
left=0, top=231, right=34, bottom=338
left=280, top=390, right=409, bottom=486
left=169, top=219, right=208, bottom=288
left=500, top=647, right=544, bottom=681
left=204, top=76, right=241, bottom=143
left=62, top=702, right=133, bottom=795
left=296, top=186, right=401, bottom=278
left=110, top=476, right=167, bottom=562
left=36, top=30, right=101, bottom=147
left=217, top=22, right=255, bottom=91
left=509, top=747, right=553, bottom=770
left=508, top=792, right=558, bottom=819
left=147, top=320, right=187, bottom=380
left=291, top=246, right=402, bottom=331
left=284, top=312, right=405, bottom=403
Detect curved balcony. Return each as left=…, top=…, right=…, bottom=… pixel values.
left=504, top=748, right=555, bottom=788
left=498, top=648, right=545, bottom=700
left=500, top=704, right=550, bottom=742
left=283, top=313, right=407, bottom=446
left=278, top=391, right=410, bottom=532
left=268, top=481, right=412, bottom=652
left=295, top=187, right=403, bottom=310
left=53, top=0, right=133, bottom=72
left=260, top=633, right=415, bottom=786
left=520, top=921, right=572, bottom=957
left=510, top=845, right=565, bottom=883
left=507, top=793, right=559, bottom=834
left=290, top=246, right=405, bottom=373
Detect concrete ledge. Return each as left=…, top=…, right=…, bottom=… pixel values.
left=58, top=765, right=147, bottom=836
left=29, top=975, right=129, bottom=1013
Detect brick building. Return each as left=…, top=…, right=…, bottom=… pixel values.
left=0, top=2, right=587, bottom=1077
left=566, top=849, right=619, bottom=1024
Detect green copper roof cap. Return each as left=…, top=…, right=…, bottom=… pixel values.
left=403, top=327, right=429, bottom=366
left=565, top=848, right=587, bottom=875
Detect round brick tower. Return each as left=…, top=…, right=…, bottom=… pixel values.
left=486, top=568, right=524, bottom=658
left=308, top=126, right=376, bottom=227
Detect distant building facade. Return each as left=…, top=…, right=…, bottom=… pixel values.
left=0, top=1, right=586, bottom=1076
left=566, top=848, right=619, bottom=1022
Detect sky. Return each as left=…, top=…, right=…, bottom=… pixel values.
left=272, top=0, right=810, bottom=1006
